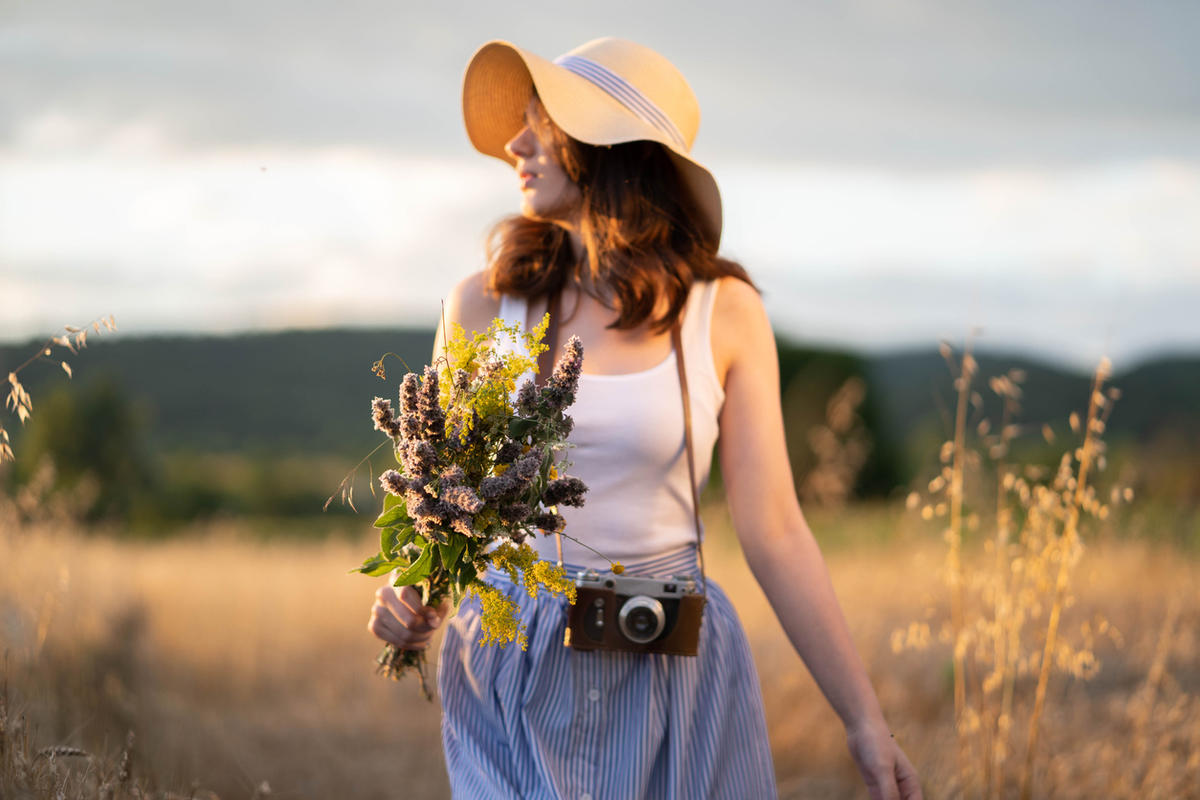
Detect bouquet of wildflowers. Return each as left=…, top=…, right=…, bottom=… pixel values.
left=355, top=315, right=600, bottom=699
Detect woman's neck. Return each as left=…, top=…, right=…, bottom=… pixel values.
left=567, top=226, right=583, bottom=263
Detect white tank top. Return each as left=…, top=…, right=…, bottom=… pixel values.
left=495, top=279, right=725, bottom=569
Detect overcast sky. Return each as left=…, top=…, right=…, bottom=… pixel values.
left=2, top=0, right=1198, bottom=370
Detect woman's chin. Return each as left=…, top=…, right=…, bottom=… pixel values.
left=521, top=202, right=568, bottom=224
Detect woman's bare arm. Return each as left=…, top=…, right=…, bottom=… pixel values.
left=712, top=277, right=922, bottom=799
left=431, top=269, right=501, bottom=364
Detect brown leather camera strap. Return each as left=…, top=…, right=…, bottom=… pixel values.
left=537, top=286, right=708, bottom=594
left=671, top=321, right=709, bottom=594
left=539, top=290, right=565, bottom=567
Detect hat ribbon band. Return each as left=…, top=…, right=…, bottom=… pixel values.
left=552, top=54, right=688, bottom=151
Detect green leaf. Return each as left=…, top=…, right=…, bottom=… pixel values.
left=507, top=417, right=537, bottom=439
left=457, top=559, right=478, bottom=587
left=391, top=544, right=434, bottom=587
left=380, top=525, right=411, bottom=560
left=396, top=525, right=418, bottom=549
left=383, top=492, right=405, bottom=513
left=374, top=503, right=408, bottom=529
left=352, top=555, right=402, bottom=577
left=438, top=537, right=466, bottom=573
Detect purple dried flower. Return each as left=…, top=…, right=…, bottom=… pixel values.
left=542, top=336, right=583, bottom=411
left=450, top=516, right=475, bottom=538
left=406, top=486, right=438, bottom=519
left=480, top=471, right=520, bottom=500
left=479, top=360, right=503, bottom=382
left=399, top=373, right=420, bottom=440
left=529, top=511, right=565, bottom=534
left=480, top=450, right=542, bottom=501
left=440, top=464, right=465, bottom=487
left=399, top=409, right=420, bottom=442
left=379, top=469, right=408, bottom=496
left=372, top=397, right=404, bottom=439
left=417, top=366, right=445, bottom=441
left=401, top=439, right=437, bottom=477
left=495, top=440, right=522, bottom=465
left=512, top=449, right=543, bottom=481
left=559, top=413, right=575, bottom=438
left=452, top=368, right=470, bottom=395
left=498, top=502, right=532, bottom=525
left=442, top=485, right=484, bottom=515
left=516, top=378, right=538, bottom=416
left=414, top=514, right=448, bottom=544
left=542, top=476, right=587, bottom=508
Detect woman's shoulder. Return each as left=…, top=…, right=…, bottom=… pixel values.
left=444, top=269, right=503, bottom=337
left=709, top=275, right=771, bottom=387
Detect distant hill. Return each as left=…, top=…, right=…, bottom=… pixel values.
left=4, top=329, right=1197, bottom=490
left=1, top=328, right=435, bottom=456
left=865, top=348, right=1200, bottom=448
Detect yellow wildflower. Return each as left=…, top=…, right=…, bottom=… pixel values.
left=611, top=562, right=625, bottom=575
left=472, top=583, right=528, bottom=650
left=490, top=541, right=537, bottom=584
left=490, top=541, right=578, bottom=606
left=523, top=560, right=577, bottom=604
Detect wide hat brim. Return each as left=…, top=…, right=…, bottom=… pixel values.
left=462, top=39, right=723, bottom=248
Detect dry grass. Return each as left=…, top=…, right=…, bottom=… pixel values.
left=2, top=316, right=117, bottom=465
left=883, top=345, right=1200, bottom=800
left=1, top=504, right=1197, bottom=799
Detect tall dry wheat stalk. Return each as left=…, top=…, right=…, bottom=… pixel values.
left=1, top=316, right=116, bottom=464
left=798, top=375, right=872, bottom=511
left=898, top=340, right=1128, bottom=799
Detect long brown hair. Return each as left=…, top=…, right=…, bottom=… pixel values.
left=486, top=95, right=757, bottom=334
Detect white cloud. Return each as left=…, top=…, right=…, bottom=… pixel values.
left=719, top=158, right=1200, bottom=287
left=0, top=144, right=513, bottom=336
left=1, top=139, right=1197, bottom=367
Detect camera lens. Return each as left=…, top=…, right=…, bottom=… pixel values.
left=618, top=596, right=666, bottom=643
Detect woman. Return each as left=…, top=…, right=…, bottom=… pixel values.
left=367, top=37, right=923, bottom=800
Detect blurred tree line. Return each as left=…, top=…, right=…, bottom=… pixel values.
left=1, top=330, right=1196, bottom=543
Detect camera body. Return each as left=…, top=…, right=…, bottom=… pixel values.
left=564, top=569, right=706, bottom=656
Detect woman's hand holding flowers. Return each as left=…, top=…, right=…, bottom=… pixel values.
left=354, top=317, right=600, bottom=699
left=368, top=584, right=452, bottom=652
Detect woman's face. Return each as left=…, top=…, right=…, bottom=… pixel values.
left=504, top=96, right=582, bottom=223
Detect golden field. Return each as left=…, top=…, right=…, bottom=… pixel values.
left=2, top=502, right=1196, bottom=799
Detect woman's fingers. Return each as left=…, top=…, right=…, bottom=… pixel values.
left=867, top=766, right=899, bottom=800
left=847, top=724, right=903, bottom=800
left=367, top=606, right=432, bottom=649
left=382, top=585, right=438, bottom=632
left=893, top=744, right=924, bottom=800
left=864, top=742, right=923, bottom=800
left=367, top=585, right=440, bottom=649
left=396, top=585, right=447, bottom=628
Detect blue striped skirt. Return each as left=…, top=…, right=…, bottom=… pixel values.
left=437, top=545, right=778, bottom=800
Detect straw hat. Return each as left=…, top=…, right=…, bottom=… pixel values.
left=462, top=37, right=723, bottom=247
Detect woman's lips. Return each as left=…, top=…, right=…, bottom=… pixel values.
left=520, top=172, right=537, bottom=189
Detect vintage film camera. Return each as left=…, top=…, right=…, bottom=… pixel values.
left=564, top=569, right=707, bottom=656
